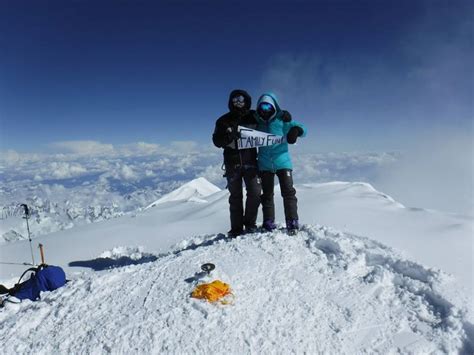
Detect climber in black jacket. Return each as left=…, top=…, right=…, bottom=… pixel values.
left=212, top=89, right=261, bottom=237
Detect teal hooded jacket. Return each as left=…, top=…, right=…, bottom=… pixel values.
left=255, top=93, right=307, bottom=172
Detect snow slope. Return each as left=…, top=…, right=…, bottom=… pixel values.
left=0, top=179, right=472, bottom=353
left=1, top=226, right=472, bottom=353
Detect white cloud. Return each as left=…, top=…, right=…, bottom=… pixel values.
left=119, top=164, right=138, bottom=181
left=50, top=141, right=115, bottom=156
left=200, top=164, right=225, bottom=187
left=0, top=150, right=45, bottom=165
left=103, top=163, right=139, bottom=182
left=50, top=162, right=88, bottom=179
left=169, top=141, right=199, bottom=154
left=119, top=142, right=162, bottom=156
left=0, top=150, right=21, bottom=164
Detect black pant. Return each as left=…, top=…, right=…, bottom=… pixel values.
left=225, top=166, right=261, bottom=231
left=260, top=169, right=298, bottom=222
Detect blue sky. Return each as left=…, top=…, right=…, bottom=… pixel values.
left=0, top=0, right=472, bottom=152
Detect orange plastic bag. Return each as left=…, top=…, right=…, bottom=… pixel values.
left=191, top=280, right=233, bottom=304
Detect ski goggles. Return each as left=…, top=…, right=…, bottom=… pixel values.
left=258, top=102, right=274, bottom=112
left=232, top=95, right=246, bottom=108
left=257, top=102, right=276, bottom=119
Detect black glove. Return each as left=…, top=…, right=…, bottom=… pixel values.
left=286, top=126, right=303, bottom=144
left=224, top=126, right=240, bottom=144
left=281, top=110, right=292, bottom=122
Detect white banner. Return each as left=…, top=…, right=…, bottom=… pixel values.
left=237, top=126, right=286, bottom=150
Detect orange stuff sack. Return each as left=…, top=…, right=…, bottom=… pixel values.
left=191, top=280, right=232, bottom=303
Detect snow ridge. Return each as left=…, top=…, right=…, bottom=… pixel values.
left=1, top=225, right=472, bottom=354
left=145, top=177, right=221, bottom=208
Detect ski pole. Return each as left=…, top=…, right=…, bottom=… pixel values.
left=39, top=243, right=45, bottom=265
left=20, top=204, right=35, bottom=266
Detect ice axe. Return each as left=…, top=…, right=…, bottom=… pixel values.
left=39, top=243, right=46, bottom=265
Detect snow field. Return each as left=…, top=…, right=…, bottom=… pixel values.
left=1, top=225, right=471, bottom=354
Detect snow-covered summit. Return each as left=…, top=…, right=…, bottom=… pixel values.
left=1, top=226, right=472, bottom=353
left=145, top=177, right=221, bottom=208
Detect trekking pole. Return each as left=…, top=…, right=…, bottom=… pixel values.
left=39, top=243, right=45, bottom=265
left=20, top=204, right=35, bottom=266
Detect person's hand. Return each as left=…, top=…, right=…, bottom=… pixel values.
left=281, top=110, right=292, bottom=122
left=225, top=126, right=240, bottom=143
left=286, top=126, right=303, bottom=144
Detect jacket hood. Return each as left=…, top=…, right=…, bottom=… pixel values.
left=228, top=89, right=252, bottom=111
left=256, top=92, right=281, bottom=121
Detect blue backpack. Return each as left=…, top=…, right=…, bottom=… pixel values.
left=11, top=265, right=66, bottom=301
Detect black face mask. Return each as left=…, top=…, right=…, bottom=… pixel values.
left=257, top=102, right=276, bottom=120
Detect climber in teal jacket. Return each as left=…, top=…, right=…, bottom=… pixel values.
left=254, top=93, right=307, bottom=235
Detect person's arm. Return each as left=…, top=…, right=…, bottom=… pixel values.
left=212, top=121, right=226, bottom=148
left=212, top=119, right=239, bottom=148
left=284, top=120, right=307, bottom=144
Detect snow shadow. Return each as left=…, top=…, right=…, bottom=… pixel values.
left=68, top=255, right=158, bottom=271
left=70, top=233, right=230, bottom=272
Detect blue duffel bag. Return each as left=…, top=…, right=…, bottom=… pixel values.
left=11, top=265, right=66, bottom=301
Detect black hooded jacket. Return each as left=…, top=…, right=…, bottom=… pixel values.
left=212, top=90, right=258, bottom=168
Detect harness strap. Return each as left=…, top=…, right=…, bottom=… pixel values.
left=17, top=267, right=37, bottom=284
left=11, top=264, right=47, bottom=295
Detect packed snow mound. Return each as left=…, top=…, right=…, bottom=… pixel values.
left=1, top=226, right=472, bottom=354
left=98, top=246, right=153, bottom=261
left=145, top=177, right=221, bottom=208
